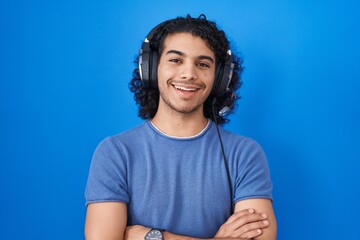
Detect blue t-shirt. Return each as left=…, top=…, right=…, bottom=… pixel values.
left=85, top=120, right=272, bottom=238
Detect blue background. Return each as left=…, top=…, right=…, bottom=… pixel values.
left=1, top=0, right=359, bottom=239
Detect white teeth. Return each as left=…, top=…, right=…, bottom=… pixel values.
left=174, top=85, right=197, bottom=92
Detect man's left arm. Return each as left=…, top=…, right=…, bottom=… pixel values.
left=234, top=198, right=277, bottom=240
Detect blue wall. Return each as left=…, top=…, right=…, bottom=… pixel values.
left=1, top=0, right=359, bottom=239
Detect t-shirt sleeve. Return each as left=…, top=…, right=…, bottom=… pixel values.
left=85, top=137, right=129, bottom=206
left=234, top=138, right=273, bottom=203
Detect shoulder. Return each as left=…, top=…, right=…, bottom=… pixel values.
left=100, top=121, right=149, bottom=143
left=112, top=121, right=150, bottom=140
left=215, top=125, right=268, bottom=171
left=97, top=121, right=150, bottom=148
left=217, top=125, right=264, bottom=153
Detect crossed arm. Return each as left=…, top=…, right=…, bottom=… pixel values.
left=85, top=198, right=276, bottom=240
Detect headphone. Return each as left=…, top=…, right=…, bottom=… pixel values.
left=139, top=20, right=235, bottom=97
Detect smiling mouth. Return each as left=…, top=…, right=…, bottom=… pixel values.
left=170, top=81, right=204, bottom=93
left=173, top=85, right=198, bottom=92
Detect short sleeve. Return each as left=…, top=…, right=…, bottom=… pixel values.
left=85, top=137, right=129, bottom=205
left=234, top=138, right=273, bottom=203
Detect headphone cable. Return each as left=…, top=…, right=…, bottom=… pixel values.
left=211, top=98, right=234, bottom=214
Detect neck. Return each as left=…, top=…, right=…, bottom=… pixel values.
left=151, top=106, right=209, bottom=138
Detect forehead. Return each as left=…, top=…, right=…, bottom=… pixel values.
left=162, top=32, right=215, bottom=57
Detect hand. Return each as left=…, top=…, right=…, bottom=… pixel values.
left=214, top=208, right=269, bottom=239
left=125, top=225, right=150, bottom=240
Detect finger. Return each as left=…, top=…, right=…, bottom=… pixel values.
left=219, top=212, right=267, bottom=237
left=231, top=213, right=268, bottom=230
left=230, top=214, right=268, bottom=233
left=214, top=217, right=269, bottom=239
left=235, top=219, right=269, bottom=238
left=214, top=210, right=258, bottom=238
left=226, top=208, right=256, bottom=224
left=240, top=228, right=263, bottom=239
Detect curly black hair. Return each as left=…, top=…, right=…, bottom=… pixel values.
left=129, top=14, right=244, bottom=125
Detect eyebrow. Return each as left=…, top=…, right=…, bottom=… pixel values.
left=165, top=50, right=215, bottom=64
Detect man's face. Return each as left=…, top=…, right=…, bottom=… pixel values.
left=157, top=32, right=216, bottom=116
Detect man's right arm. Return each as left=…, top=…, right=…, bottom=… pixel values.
left=85, top=202, right=127, bottom=240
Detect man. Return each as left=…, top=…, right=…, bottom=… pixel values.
left=85, top=15, right=276, bottom=240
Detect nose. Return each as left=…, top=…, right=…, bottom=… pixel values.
left=179, top=62, right=197, bottom=80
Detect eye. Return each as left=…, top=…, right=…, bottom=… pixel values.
left=197, top=62, right=211, bottom=68
left=169, top=58, right=182, bottom=63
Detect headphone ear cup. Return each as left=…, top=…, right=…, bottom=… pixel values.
left=139, top=20, right=169, bottom=89
left=149, top=50, right=159, bottom=89
left=213, top=59, right=234, bottom=97
left=139, top=42, right=151, bottom=89
left=212, top=63, right=223, bottom=96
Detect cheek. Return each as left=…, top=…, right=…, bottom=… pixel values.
left=157, top=65, right=174, bottom=80
left=204, top=73, right=215, bottom=87
left=157, top=66, right=166, bottom=84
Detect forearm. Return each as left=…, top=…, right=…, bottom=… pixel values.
left=125, top=225, right=249, bottom=240
left=125, top=225, right=200, bottom=240
left=163, top=231, right=201, bottom=240
left=166, top=234, right=247, bottom=240
left=166, top=233, right=247, bottom=240
left=163, top=231, right=230, bottom=240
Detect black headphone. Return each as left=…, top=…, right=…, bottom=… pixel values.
left=139, top=20, right=235, bottom=97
